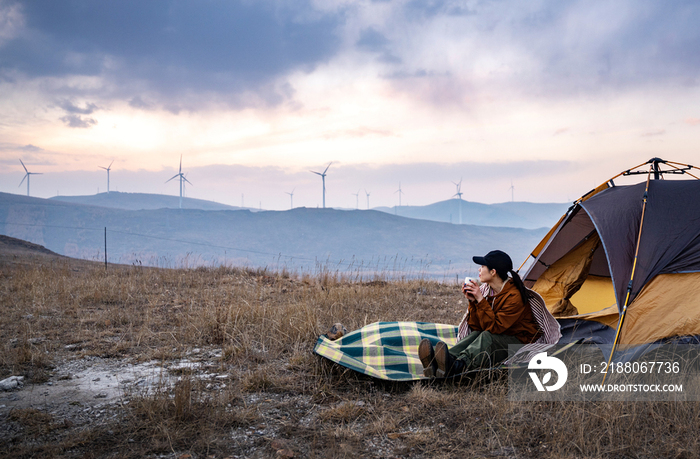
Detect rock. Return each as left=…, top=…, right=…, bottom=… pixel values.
left=326, top=323, right=347, bottom=340
left=0, top=376, right=24, bottom=391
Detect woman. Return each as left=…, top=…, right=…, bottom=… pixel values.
left=419, top=250, right=541, bottom=378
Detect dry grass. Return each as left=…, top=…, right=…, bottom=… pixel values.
left=1, top=259, right=700, bottom=458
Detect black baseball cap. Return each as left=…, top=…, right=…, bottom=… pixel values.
left=472, top=250, right=513, bottom=272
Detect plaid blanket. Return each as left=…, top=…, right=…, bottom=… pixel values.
left=313, top=321, right=459, bottom=381
left=314, top=319, right=565, bottom=381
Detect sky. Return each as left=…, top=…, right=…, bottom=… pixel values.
left=1, top=0, right=700, bottom=210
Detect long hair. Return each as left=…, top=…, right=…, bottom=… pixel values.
left=491, top=266, right=531, bottom=305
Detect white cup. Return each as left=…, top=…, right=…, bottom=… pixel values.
left=464, top=276, right=482, bottom=287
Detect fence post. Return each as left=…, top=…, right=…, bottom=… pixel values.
left=104, top=227, right=107, bottom=269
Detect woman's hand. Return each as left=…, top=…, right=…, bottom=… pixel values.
left=463, top=281, right=484, bottom=303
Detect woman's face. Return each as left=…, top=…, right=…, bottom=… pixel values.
left=478, top=265, right=495, bottom=284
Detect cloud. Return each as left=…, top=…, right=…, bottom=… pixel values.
left=357, top=28, right=391, bottom=52
left=60, top=114, right=97, bottom=128
left=0, top=142, right=44, bottom=152
left=404, top=0, right=478, bottom=18
left=685, top=117, right=700, bottom=126
left=356, top=27, right=401, bottom=64
left=2, top=0, right=700, bottom=113
left=57, top=99, right=98, bottom=114
left=128, top=96, right=154, bottom=111
left=373, top=1, right=700, bottom=103
left=19, top=144, right=43, bottom=152
left=641, top=129, right=665, bottom=137
left=510, top=1, right=700, bottom=94
left=0, top=0, right=342, bottom=109
left=0, top=0, right=23, bottom=45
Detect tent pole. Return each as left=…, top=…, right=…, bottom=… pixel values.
left=602, top=165, right=653, bottom=385
left=665, top=161, right=700, bottom=180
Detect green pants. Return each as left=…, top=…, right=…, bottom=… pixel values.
left=449, top=331, right=523, bottom=370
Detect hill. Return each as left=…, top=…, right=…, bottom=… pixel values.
left=375, top=199, right=569, bottom=229
left=49, top=191, right=256, bottom=211
left=0, top=233, right=59, bottom=257
left=0, top=233, right=69, bottom=267
left=49, top=193, right=568, bottom=229
left=1, top=192, right=550, bottom=278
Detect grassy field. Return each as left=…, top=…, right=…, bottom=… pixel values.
left=1, top=254, right=700, bottom=458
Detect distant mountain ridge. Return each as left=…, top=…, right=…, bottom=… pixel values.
left=50, top=191, right=258, bottom=212
left=0, top=192, right=550, bottom=278
left=50, top=192, right=569, bottom=229
left=375, top=199, right=570, bottom=229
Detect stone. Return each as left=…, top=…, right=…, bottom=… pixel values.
left=326, top=323, right=347, bottom=340
left=0, top=376, right=24, bottom=391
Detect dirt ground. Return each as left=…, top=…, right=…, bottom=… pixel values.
left=0, top=349, right=328, bottom=459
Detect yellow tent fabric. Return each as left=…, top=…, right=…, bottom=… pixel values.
left=569, top=275, right=617, bottom=315
left=532, top=234, right=600, bottom=317
left=618, top=273, right=700, bottom=346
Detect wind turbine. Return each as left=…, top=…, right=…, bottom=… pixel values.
left=310, top=162, right=332, bottom=208
left=365, top=189, right=371, bottom=210
left=508, top=180, right=514, bottom=202
left=165, top=155, right=192, bottom=209
left=285, top=188, right=295, bottom=209
left=352, top=189, right=360, bottom=209
left=452, top=178, right=463, bottom=224
left=99, top=160, right=114, bottom=194
left=18, top=159, right=42, bottom=197
left=394, top=182, right=404, bottom=214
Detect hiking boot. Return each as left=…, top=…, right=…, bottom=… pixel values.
left=418, top=338, right=438, bottom=377
left=434, top=341, right=467, bottom=377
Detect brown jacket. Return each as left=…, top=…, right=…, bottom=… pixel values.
left=467, top=279, right=541, bottom=344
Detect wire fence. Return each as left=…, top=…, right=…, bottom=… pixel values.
left=3, top=221, right=473, bottom=283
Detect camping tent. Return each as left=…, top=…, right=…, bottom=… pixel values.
left=520, top=158, right=700, bottom=360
